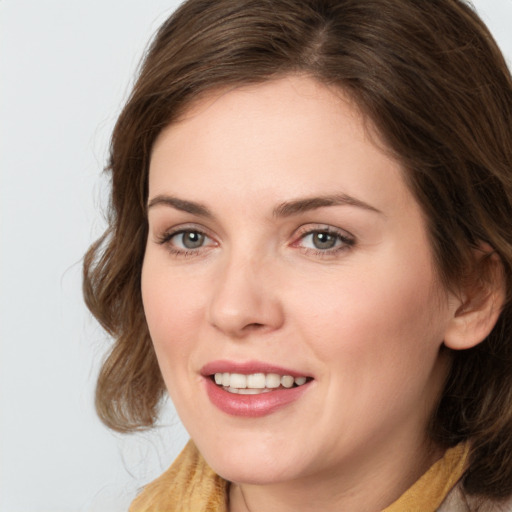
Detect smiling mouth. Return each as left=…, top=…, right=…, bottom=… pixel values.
left=211, top=372, right=313, bottom=394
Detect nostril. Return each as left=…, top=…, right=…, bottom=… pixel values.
left=246, top=322, right=264, bottom=329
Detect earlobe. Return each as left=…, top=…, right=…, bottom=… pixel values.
left=443, top=249, right=506, bottom=351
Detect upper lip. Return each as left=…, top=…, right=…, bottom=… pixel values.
left=201, top=360, right=312, bottom=378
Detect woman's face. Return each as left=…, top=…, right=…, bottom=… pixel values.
left=142, top=76, right=456, bottom=487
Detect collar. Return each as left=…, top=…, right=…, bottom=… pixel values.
left=383, top=443, right=469, bottom=511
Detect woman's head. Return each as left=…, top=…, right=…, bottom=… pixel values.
left=84, top=0, right=512, bottom=498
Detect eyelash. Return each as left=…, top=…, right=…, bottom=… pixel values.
left=155, top=225, right=355, bottom=258
left=156, top=226, right=215, bottom=258
left=292, top=226, right=355, bottom=257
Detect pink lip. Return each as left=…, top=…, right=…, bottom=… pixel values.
left=201, top=360, right=313, bottom=418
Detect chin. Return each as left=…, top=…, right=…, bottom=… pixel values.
left=211, top=461, right=296, bottom=486
left=197, top=438, right=306, bottom=485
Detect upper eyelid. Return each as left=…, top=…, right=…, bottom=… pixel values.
left=293, top=223, right=354, bottom=239
left=148, top=212, right=222, bottom=235
left=154, top=222, right=213, bottom=237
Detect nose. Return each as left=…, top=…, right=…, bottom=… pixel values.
left=207, top=253, right=285, bottom=338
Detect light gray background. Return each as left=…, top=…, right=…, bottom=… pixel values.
left=1, top=1, right=511, bottom=511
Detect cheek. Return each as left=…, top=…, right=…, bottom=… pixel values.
left=141, top=260, right=210, bottom=416
left=141, top=259, right=205, bottom=364
left=290, top=249, right=446, bottom=381
left=287, top=264, right=447, bottom=438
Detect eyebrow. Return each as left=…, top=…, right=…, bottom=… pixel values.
left=273, top=194, right=383, bottom=217
left=146, top=192, right=383, bottom=218
left=147, top=195, right=213, bottom=218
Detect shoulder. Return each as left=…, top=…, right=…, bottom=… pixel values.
left=439, top=482, right=512, bottom=512
left=129, top=440, right=229, bottom=512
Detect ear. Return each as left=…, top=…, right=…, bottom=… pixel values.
left=443, top=246, right=506, bottom=351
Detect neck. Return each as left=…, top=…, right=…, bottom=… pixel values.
left=229, top=435, right=443, bottom=512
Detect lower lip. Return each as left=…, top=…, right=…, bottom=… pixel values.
left=204, top=377, right=311, bottom=417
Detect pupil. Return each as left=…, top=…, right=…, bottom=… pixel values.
left=183, top=231, right=204, bottom=249
left=313, top=232, right=336, bottom=249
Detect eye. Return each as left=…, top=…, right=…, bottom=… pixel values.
left=293, top=226, right=355, bottom=255
left=156, top=227, right=216, bottom=256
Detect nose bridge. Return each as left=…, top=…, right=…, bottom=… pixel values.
left=207, top=243, right=284, bottom=337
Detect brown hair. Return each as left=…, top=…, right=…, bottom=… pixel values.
left=83, top=0, right=512, bottom=499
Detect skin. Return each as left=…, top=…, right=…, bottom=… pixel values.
left=141, top=75, right=461, bottom=511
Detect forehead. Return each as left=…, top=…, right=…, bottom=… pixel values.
left=148, top=75, right=413, bottom=218
left=152, top=76, right=380, bottom=160
left=167, top=76, right=390, bottom=153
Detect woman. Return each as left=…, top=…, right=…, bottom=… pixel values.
left=83, top=0, right=512, bottom=510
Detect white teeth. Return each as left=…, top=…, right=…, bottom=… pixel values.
left=213, top=372, right=309, bottom=390
left=229, top=373, right=247, bottom=389
left=281, top=375, right=294, bottom=388
left=265, top=373, right=281, bottom=388
left=247, top=373, right=266, bottom=389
